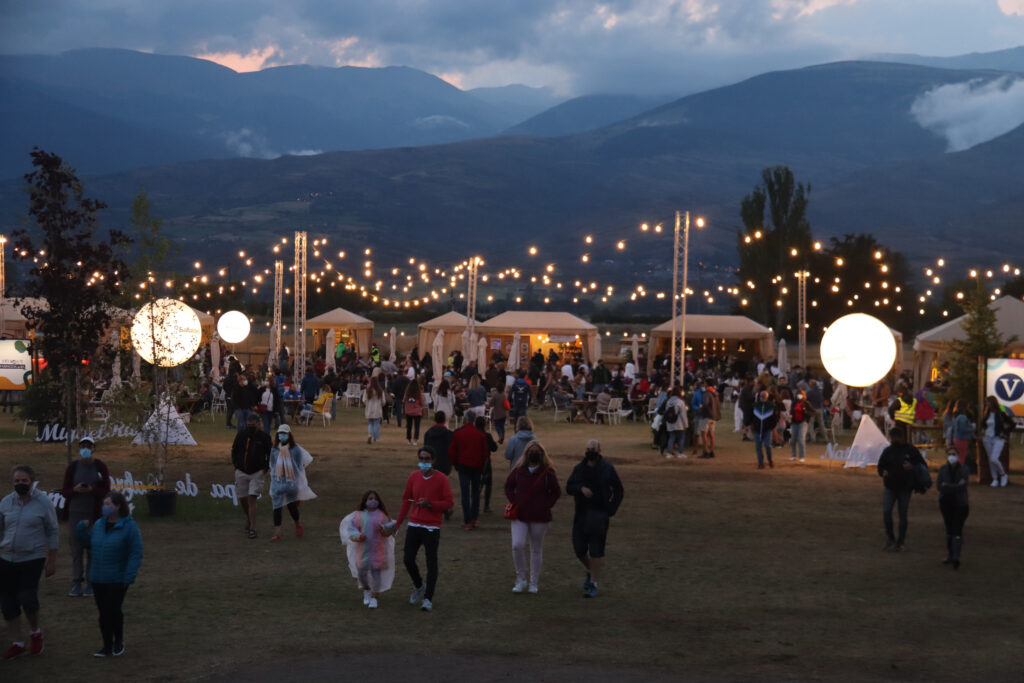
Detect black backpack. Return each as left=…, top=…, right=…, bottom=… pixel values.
left=664, top=404, right=678, bottom=424
left=912, top=460, right=932, bottom=494
left=511, top=383, right=530, bottom=410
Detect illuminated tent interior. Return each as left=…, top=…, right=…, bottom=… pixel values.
left=306, top=307, right=374, bottom=355
left=476, top=311, right=600, bottom=367
left=417, top=311, right=477, bottom=362
left=647, top=314, right=775, bottom=374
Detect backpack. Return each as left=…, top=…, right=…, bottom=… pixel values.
left=912, top=461, right=932, bottom=494
left=510, top=383, right=530, bottom=410
left=792, top=401, right=806, bottom=423
left=664, top=404, right=679, bottom=424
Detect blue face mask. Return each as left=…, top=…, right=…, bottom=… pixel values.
left=278, top=434, right=289, bottom=443
left=418, top=461, right=433, bottom=472
left=80, top=448, right=92, bottom=459
left=101, top=504, right=116, bottom=517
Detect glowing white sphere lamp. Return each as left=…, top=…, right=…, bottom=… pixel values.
left=131, top=299, right=202, bottom=367
left=217, top=310, right=251, bottom=344
left=820, top=313, right=896, bottom=387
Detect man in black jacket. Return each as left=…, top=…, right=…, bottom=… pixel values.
left=876, top=428, right=926, bottom=551
left=231, top=413, right=272, bottom=539
left=566, top=439, right=624, bottom=598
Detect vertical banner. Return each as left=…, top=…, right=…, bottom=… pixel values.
left=987, top=358, right=1024, bottom=417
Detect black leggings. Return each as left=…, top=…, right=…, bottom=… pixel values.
left=403, top=526, right=440, bottom=600
left=273, top=502, right=300, bottom=526
left=406, top=416, right=422, bottom=441
left=940, top=500, right=969, bottom=537
left=93, top=582, right=128, bottom=652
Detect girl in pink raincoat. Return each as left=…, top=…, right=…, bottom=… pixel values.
left=339, top=491, right=395, bottom=609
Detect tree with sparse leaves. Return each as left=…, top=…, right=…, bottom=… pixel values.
left=946, top=285, right=1015, bottom=415
left=12, top=149, right=130, bottom=461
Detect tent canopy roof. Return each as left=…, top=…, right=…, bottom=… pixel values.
left=306, top=307, right=374, bottom=329
left=651, top=314, right=772, bottom=338
left=418, top=311, right=476, bottom=329
left=477, top=311, right=597, bottom=335
left=914, top=296, right=1024, bottom=352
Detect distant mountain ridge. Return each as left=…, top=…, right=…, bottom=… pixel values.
left=504, top=94, right=674, bottom=137
left=868, top=46, right=1024, bottom=74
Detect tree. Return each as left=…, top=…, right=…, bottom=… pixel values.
left=737, top=166, right=812, bottom=330
left=946, top=285, right=1015, bottom=415
left=12, top=149, right=130, bottom=461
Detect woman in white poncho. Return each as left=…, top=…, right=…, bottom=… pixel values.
left=339, top=490, right=396, bottom=609
left=268, top=424, right=316, bottom=542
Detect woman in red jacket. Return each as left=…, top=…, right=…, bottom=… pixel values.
left=403, top=378, right=426, bottom=446
left=503, top=441, right=560, bottom=594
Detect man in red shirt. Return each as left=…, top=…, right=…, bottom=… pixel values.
left=385, top=447, right=453, bottom=612
left=447, top=413, right=490, bottom=531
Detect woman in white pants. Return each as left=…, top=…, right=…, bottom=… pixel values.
left=981, top=396, right=1010, bottom=487
left=503, top=441, right=561, bottom=593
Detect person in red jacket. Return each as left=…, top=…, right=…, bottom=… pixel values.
left=447, top=413, right=490, bottom=531
left=504, top=441, right=560, bottom=594
left=383, top=446, right=453, bottom=612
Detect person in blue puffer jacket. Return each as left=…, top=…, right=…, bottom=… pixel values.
left=76, top=491, right=143, bottom=658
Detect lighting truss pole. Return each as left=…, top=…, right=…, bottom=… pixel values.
left=272, top=260, right=283, bottom=356
left=0, top=235, right=6, bottom=337
left=293, top=231, right=307, bottom=383
left=669, top=211, right=691, bottom=388
left=795, top=270, right=809, bottom=369
left=466, top=256, right=478, bottom=332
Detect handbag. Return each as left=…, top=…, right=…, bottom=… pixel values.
left=504, top=467, right=549, bottom=520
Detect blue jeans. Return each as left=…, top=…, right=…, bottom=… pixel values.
left=367, top=418, right=381, bottom=441
left=754, top=432, right=773, bottom=466
left=261, top=411, right=273, bottom=434
left=458, top=467, right=482, bottom=524
left=494, top=417, right=506, bottom=442
left=791, top=422, right=806, bottom=460
left=235, top=409, right=251, bottom=433
left=664, top=429, right=685, bottom=455
left=882, top=487, right=911, bottom=544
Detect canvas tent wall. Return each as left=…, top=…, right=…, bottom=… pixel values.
left=476, top=311, right=600, bottom=367
left=418, top=311, right=477, bottom=364
left=647, top=314, right=775, bottom=374
left=306, top=307, right=374, bottom=356
left=912, top=296, right=1024, bottom=388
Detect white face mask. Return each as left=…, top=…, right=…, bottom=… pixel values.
left=948, top=455, right=959, bottom=465
left=527, top=465, right=538, bottom=473
left=365, top=499, right=379, bottom=510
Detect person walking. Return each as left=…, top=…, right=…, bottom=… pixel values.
left=507, top=370, right=532, bottom=424
left=697, top=384, right=721, bottom=458
left=565, top=440, right=624, bottom=599
left=268, top=425, right=316, bottom=541
left=383, top=447, right=454, bottom=612
left=448, top=413, right=490, bottom=530
left=789, top=390, right=814, bottom=463
left=431, top=378, right=455, bottom=429
left=364, top=375, right=385, bottom=445
left=661, top=387, right=687, bottom=459
left=231, top=413, right=272, bottom=539
left=74, top=491, right=142, bottom=657
left=402, top=378, right=426, bottom=446
left=340, top=491, right=395, bottom=609
left=751, top=390, right=779, bottom=469
left=1, top=465, right=58, bottom=659
left=476, top=415, right=498, bottom=515
left=877, top=428, right=926, bottom=551
left=503, top=416, right=537, bottom=469
left=489, top=385, right=509, bottom=444
left=981, top=396, right=1011, bottom=487
left=60, top=436, right=111, bottom=598
left=937, top=449, right=969, bottom=569
left=504, top=441, right=560, bottom=594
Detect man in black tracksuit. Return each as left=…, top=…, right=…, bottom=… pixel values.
left=877, top=428, right=926, bottom=551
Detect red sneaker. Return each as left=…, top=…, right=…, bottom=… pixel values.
left=30, top=631, right=43, bottom=655
left=2, top=643, right=26, bottom=659
left=471, top=520, right=480, bottom=529
left=295, top=522, right=304, bottom=537
left=270, top=535, right=281, bottom=542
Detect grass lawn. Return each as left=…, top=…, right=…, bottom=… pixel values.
left=1, top=407, right=1021, bottom=682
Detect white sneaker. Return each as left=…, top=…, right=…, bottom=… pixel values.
left=363, top=590, right=371, bottom=606
left=420, top=598, right=432, bottom=612
left=990, top=479, right=1000, bottom=487
left=676, top=453, right=688, bottom=459
left=1000, top=474, right=1009, bottom=487
left=409, top=585, right=426, bottom=605
left=367, top=597, right=378, bottom=609
left=664, top=454, right=672, bottom=459
left=528, top=583, right=539, bottom=594
left=512, top=579, right=527, bottom=593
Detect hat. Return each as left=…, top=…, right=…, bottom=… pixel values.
left=277, top=424, right=291, bottom=434
left=80, top=436, right=95, bottom=446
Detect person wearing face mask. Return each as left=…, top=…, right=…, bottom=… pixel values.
left=340, top=491, right=395, bottom=609
left=565, top=440, right=624, bottom=599
left=936, top=449, right=969, bottom=569
left=75, top=491, right=142, bottom=657
left=503, top=441, right=560, bottom=594
left=789, top=390, right=814, bottom=463
left=231, top=413, right=272, bottom=539
left=381, top=446, right=454, bottom=612
left=268, top=425, right=316, bottom=542
left=60, top=436, right=111, bottom=598
left=1, top=465, right=58, bottom=659
left=231, top=372, right=259, bottom=434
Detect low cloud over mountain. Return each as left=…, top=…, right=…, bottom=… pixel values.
left=911, top=75, right=1024, bottom=151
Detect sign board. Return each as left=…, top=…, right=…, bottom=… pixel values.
left=987, top=358, right=1024, bottom=417
left=0, top=339, right=31, bottom=390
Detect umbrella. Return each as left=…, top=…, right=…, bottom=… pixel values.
left=460, top=328, right=470, bottom=363
left=326, top=328, right=336, bottom=371
left=431, top=330, right=444, bottom=381
left=477, top=334, right=488, bottom=370
left=509, top=331, right=521, bottom=370
left=777, top=339, right=790, bottom=375
left=631, top=336, right=640, bottom=367
left=210, top=332, right=221, bottom=382
left=389, top=326, right=397, bottom=362
left=132, top=350, right=141, bottom=381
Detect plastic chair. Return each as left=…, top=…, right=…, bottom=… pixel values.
left=344, top=383, right=362, bottom=407
left=311, top=393, right=334, bottom=427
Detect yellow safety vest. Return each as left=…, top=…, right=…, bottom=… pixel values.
left=894, top=397, right=916, bottom=425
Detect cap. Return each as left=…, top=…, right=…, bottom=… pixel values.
left=80, top=436, right=95, bottom=446
left=277, top=424, right=292, bottom=434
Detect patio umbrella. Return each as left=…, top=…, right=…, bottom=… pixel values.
left=431, top=330, right=444, bottom=381
left=777, top=338, right=790, bottom=375
left=389, top=326, right=397, bottom=362
left=460, top=328, right=470, bottom=362
left=631, top=336, right=640, bottom=367
left=477, top=335, right=488, bottom=370
left=326, top=328, right=336, bottom=371
left=508, top=331, right=521, bottom=370
left=132, top=350, right=141, bottom=381
left=110, top=354, right=122, bottom=389
left=210, top=331, right=221, bottom=382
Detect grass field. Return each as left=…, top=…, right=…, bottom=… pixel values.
left=1, top=407, right=1021, bottom=682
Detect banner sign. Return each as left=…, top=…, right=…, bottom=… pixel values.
left=46, top=471, right=242, bottom=509
left=0, top=339, right=31, bottom=390
left=987, top=358, right=1024, bottom=417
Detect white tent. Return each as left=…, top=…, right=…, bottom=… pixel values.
left=912, top=296, right=1024, bottom=388
left=306, top=307, right=374, bottom=356
left=131, top=398, right=197, bottom=446
left=841, top=414, right=890, bottom=468
left=647, top=314, right=775, bottom=374
left=476, top=311, right=601, bottom=365
left=417, top=312, right=475, bottom=364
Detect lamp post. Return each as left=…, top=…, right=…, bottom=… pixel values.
left=669, top=211, right=704, bottom=388
left=0, top=235, right=6, bottom=338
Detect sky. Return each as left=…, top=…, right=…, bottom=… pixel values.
left=1, top=0, right=1023, bottom=95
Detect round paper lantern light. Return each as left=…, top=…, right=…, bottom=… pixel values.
left=217, top=310, right=251, bottom=344
left=131, top=299, right=202, bottom=368
left=820, top=313, right=896, bottom=387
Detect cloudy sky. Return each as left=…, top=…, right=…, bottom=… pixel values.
left=2, top=0, right=1023, bottom=94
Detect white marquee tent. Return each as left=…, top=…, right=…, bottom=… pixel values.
left=647, top=314, right=775, bottom=374
left=476, top=311, right=601, bottom=367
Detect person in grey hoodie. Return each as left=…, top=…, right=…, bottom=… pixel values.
left=503, top=416, right=537, bottom=469
left=1, top=465, right=59, bottom=659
